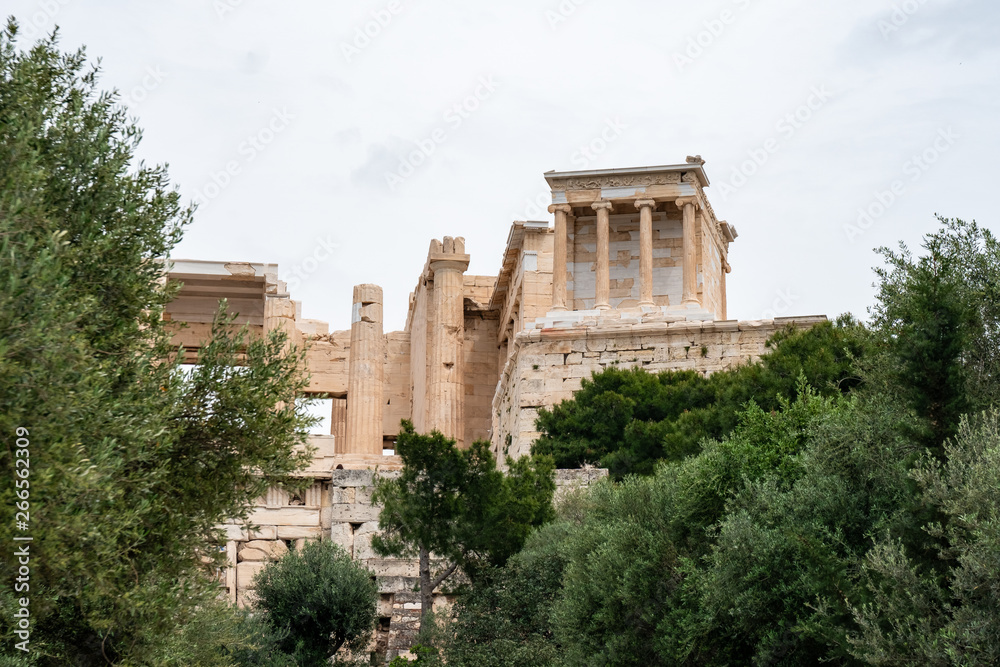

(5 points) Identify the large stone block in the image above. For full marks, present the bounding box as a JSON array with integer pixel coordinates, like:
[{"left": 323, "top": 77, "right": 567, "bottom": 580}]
[
  {"left": 248, "top": 507, "right": 319, "bottom": 527},
  {"left": 364, "top": 559, "right": 421, "bottom": 578},
  {"left": 331, "top": 469, "right": 374, "bottom": 487},
  {"left": 330, "top": 503, "right": 381, "bottom": 523},
  {"left": 244, "top": 540, "right": 288, "bottom": 560},
  {"left": 237, "top": 561, "right": 266, "bottom": 588},
  {"left": 217, "top": 524, "right": 247, "bottom": 541},
  {"left": 238, "top": 548, "right": 268, "bottom": 562},
  {"left": 353, "top": 523, "right": 380, "bottom": 560},
  {"left": 276, "top": 525, "right": 322, "bottom": 539},
  {"left": 251, "top": 526, "right": 278, "bottom": 540},
  {"left": 331, "top": 522, "right": 354, "bottom": 551},
  {"left": 376, "top": 576, "right": 418, "bottom": 594},
  {"left": 332, "top": 487, "right": 356, "bottom": 504}
]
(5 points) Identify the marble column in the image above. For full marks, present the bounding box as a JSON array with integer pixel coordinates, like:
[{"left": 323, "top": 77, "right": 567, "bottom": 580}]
[
  {"left": 634, "top": 199, "right": 656, "bottom": 307},
  {"left": 722, "top": 258, "right": 732, "bottom": 320},
  {"left": 331, "top": 398, "right": 347, "bottom": 454},
  {"left": 428, "top": 236, "right": 470, "bottom": 446},
  {"left": 345, "top": 284, "right": 384, "bottom": 456},
  {"left": 592, "top": 201, "right": 613, "bottom": 310},
  {"left": 675, "top": 197, "right": 701, "bottom": 306},
  {"left": 548, "top": 204, "right": 572, "bottom": 312}
]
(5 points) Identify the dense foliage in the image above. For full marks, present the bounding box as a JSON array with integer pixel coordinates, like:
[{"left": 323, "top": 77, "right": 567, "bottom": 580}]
[
  {"left": 372, "top": 422, "right": 555, "bottom": 626},
  {"left": 245, "top": 541, "right": 377, "bottom": 666},
  {"left": 0, "top": 23, "right": 314, "bottom": 665},
  {"left": 443, "top": 217, "right": 1000, "bottom": 666},
  {"left": 532, "top": 317, "right": 866, "bottom": 477}
]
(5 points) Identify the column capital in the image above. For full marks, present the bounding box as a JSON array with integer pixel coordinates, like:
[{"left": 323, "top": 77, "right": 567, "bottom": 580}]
[
  {"left": 428, "top": 236, "right": 470, "bottom": 274},
  {"left": 592, "top": 200, "right": 613, "bottom": 212},
  {"left": 428, "top": 257, "right": 470, "bottom": 274},
  {"left": 548, "top": 204, "right": 573, "bottom": 215},
  {"left": 674, "top": 196, "right": 701, "bottom": 211},
  {"left": 634, "top": 198, "right": 657, "bottom": 210}
]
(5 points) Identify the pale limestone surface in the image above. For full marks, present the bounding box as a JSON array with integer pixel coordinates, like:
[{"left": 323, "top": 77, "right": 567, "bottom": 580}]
[
  {"left": 346, "top": 284, "right": 384, "bottom": 456},
  {"left": 163, "top": 160, "right": 825, "bottom": 662}
]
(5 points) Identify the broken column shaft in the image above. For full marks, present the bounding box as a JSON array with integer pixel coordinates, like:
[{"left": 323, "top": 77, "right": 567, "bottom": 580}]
[
  {"left": 427, "top": 236, "right": 470, "bottom": 446},
  {"left": 345, "top": 284, "right": 384, "bottom": 456}
]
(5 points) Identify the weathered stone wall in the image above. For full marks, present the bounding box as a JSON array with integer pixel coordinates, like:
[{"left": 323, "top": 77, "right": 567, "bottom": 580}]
[
  {"left": 384, "top": 332, "right": 411, "bottom": 440},
  {"left": 408, "top": 279, "right": 431, "bottom": 434},
  {"left": 492, "top": 316, "right": 827, "bottom": 460},
  {"left": 219, "top": 477, "right": 330, "bottom": 607},
  {"left": 303, "top": 329, "right": 350, "bottom": 395},
  {"left": 464, "top": 310, "right": 499, "bottom": 444},
  {"left": 570, "top": 212, "right": 685, "bottom": 310},
  {"left": 698, "top": 219, "right": 724, "bottom": 319},
  {"left": 221, "top": 464, "right": 607, "bottom": 662}
]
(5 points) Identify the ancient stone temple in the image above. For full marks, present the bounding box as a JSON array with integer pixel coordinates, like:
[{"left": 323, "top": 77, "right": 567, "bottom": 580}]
[{"left": 163, "top": 159, "right": 824, "bottom": 659}]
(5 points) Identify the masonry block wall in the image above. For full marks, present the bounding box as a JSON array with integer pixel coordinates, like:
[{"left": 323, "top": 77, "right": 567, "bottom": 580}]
[
  {"left": 219, "top": 466, "right": 607, "bottom": 663},
  {"left": 492, "top": 316, "right": 827, "bottom": 460},
  {"left": 569, "top": 211, "right": 684, "bottom": 310},
  {"left": 166, "top": 160, "right": 829, "bottom": 660}
]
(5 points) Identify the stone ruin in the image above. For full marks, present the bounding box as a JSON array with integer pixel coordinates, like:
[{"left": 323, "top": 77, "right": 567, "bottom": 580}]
[{"left": 162, "top": 159, "right": 826, "bottom": 660}]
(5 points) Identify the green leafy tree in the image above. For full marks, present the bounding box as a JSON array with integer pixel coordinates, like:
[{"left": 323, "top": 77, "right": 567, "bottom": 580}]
[
  {"left": 868, "top": 216, "right": 999, "bottom": 452},
  {"left": 249, "top": 541, "right": 377, "bottom": 666},
  {"left": 0, "top": 22, "right": 314, "bottom": 664},
  {"left": 533, "top": 317, "right": 865, "bottom": 477},
  {"left": 372, "top": 422, "right": 555, "bottom": 628},
  {"left": 847, "top": 410, "right": 1000, "bottom": 666},
  {"left": 442, "top": 493, "right": 593, "bottom": 667},
  {"left": 676, "top": 393, "right": 917, "bottom": 666},
  {"left": 439, "top": 217, "right": 998, "bottom": 666},
  {"left": 548, "top": 388, "right": 836, "bottom": 666}
]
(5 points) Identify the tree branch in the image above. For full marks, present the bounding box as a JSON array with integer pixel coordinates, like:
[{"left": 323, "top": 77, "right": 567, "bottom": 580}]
[{"left": 430, "top": 562, "right": 458, "bottom": 591}]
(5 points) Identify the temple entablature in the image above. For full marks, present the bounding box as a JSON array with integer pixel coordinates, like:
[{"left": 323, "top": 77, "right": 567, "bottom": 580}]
[{"left": 538, "top": 160, "right": 738, "bottom": 327}]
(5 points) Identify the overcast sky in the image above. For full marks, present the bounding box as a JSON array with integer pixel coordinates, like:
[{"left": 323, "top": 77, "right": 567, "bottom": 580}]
[{"left": 8, "top": 0, "right": 999, "bottom": 331}]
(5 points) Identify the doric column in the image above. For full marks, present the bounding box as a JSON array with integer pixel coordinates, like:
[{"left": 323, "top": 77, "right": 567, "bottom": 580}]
[
  {"left": 634, "top": 199, "right": 656, "bottom": 307},
  {"left": 592, "top": 201, "right": 613, "bottom": 310},
  {"left": 675, "top": 197, "right": 701, "bottom": 306},
  {"left": 548, "top": 204, "right": 573, "bottom": 312},
  {"left": 331, "top": 398, "right": 347, "bottom": 454},
  {"left": 345, "top": 284, "right": 384, "bottom": 456},
  {"left": 428, "top": 236, "right": 470, "bottom": 446}
]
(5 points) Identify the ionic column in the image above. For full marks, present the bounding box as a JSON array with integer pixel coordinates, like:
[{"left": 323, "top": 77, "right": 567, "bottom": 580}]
[
  {"left": 634, "top": 199, "right": 656, "bottom": 307},
  {"left": 592, "top": 201, "right": 613, "bottom": 310},
  {"left": 345, "top": 284, "right": 384, "bottom": 456},
  {"left": 675, "top": 197, "right": 701, "bottom": 306},
  {"left": 722, "top": 258, "right": 732, "bottom": 320},
  {"left": 428, "top": 236, "right": 470, "bottom": 445},
  {"left": 548, "top": 204, "right": 573, "bottom": 312}
]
